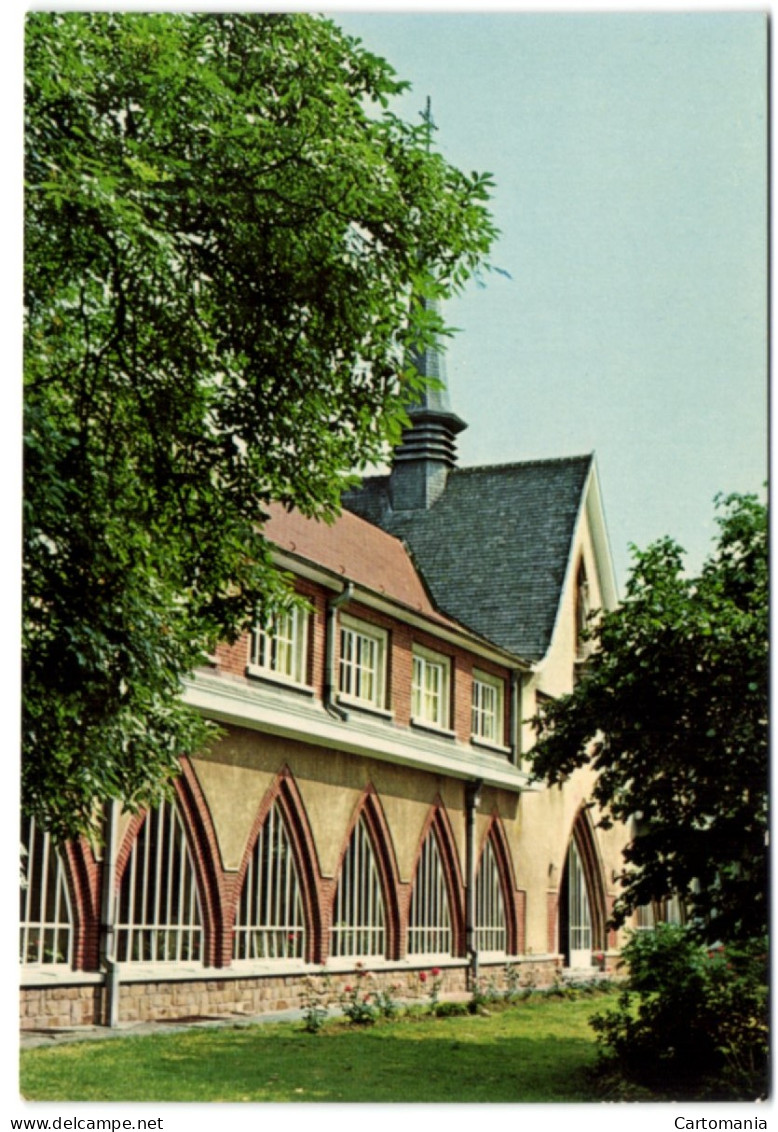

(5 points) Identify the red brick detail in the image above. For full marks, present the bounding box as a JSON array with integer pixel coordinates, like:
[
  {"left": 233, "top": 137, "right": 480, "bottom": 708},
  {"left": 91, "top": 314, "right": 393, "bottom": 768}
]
[
  {"left": 547, "top": 889, "right": 559, "bottom": 954},
  {"left": 322, "top": 784, "right": 401, "bottom": 963},
  {"left": 404, "top": 798, "right": 466, "bottom": 957},
  {"left": 64, "top": 836, "right": 101, "bottom": 971},
  {"left": 224, "top": 766, "right": 324, "bottom": 967},
  {"left": 567, "top": 807, "right": 608, "bottom": 952},
  {"left": 477, "top": 813, "right": 520, "bottom": 956},
  {"left": 114, "top": 762, "right": 224, "bottom": 969},
  {"left": 515, "top": 889, "right": 527, "bottom": 956}
]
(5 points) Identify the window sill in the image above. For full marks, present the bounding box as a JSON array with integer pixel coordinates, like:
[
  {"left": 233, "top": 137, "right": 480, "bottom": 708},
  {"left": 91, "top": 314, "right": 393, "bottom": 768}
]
[
  {"left": 245, "top": 666, "right": 314, "bottom": 696},
  {"left": 470, "top": 737, "right": 512, "bottom": 758},
  {"left": 410, "top": 718, "right": 456, "bottom": 740},
  {"left": 337, "top": 697, "right": 393, "bottom": 721}
]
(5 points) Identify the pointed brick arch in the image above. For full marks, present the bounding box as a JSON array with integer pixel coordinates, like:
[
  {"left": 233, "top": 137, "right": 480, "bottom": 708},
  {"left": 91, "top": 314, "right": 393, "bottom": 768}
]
[
  {"left": 326, "top": 784, "right": 401, "bottom": 962},
  {"left": 115, "top": 759, "right": 223, "bottom": 968},
  {"left": 228, "top": 766, "right": 322, "bottom": 965},
  {"left": 406, "top": 798, "right": 465, "bottom": 958},
  {"left": 476, "top": 813, "right": 519, "bottom": 956},
  {"left": 557, "top": 806, "right": 607, "bottom": 961}
]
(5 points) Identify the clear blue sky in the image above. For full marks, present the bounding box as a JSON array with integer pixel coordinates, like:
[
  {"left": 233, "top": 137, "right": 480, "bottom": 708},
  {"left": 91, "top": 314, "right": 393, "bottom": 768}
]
[{"left": 335, "top": 10, "right": 767, "bottom": 590}]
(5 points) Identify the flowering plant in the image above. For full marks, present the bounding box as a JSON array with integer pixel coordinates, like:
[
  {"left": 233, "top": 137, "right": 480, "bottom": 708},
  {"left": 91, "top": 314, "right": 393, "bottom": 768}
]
[{"left": 340, "top": 974, "right": 378, "bottom": 1025}]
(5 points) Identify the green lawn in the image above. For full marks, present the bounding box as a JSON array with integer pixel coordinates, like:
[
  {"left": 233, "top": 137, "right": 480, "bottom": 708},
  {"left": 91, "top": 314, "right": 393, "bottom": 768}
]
[{"left": 21, "top": 993, "right": 615, "bottom": 1103}]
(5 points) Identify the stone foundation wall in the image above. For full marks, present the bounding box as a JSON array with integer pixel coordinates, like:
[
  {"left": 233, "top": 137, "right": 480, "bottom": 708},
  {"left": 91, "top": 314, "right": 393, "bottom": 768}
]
[{"left": 20, "top": 955, "right": 576, "bottom": 1031}]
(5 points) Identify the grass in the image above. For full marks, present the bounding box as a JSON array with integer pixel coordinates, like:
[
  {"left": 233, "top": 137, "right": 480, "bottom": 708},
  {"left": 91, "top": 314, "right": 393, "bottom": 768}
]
[{"left": 21, "top": 991, "right": 615, "bottom": 1103}]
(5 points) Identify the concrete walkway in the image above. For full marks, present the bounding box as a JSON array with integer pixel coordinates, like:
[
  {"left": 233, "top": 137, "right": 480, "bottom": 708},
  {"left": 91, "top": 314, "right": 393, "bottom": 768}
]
[{"left": 20, "top": 1005, "right": 316, "bottom": 1050}]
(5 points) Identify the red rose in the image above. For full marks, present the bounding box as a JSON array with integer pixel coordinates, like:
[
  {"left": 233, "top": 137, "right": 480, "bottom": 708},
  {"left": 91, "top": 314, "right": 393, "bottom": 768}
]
[
  {"left": 418, "top": 971, "right": 428, "bottom": 983},
  {"left": 431, "top": 967, "right": 441, "bottom": 977}
]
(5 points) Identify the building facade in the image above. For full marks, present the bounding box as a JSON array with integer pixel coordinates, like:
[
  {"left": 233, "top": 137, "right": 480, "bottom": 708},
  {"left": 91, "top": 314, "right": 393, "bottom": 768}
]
[{"left": 21, "top": 331, "right": 631, "bottom": 1031}]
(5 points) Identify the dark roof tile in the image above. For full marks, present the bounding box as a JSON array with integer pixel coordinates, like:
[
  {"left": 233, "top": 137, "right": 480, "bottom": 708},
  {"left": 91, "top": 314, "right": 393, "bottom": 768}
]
[{"left": 343, "top": 455, "right": 592, "bottom": 661}]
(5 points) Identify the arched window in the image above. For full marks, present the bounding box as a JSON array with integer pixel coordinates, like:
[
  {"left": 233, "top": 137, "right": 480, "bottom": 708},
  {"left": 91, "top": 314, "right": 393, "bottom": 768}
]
[
  {"left": 20, "top": 815, "right": 73, "bottom": 967},
  {"left": 559, "top": 811, "right": 606, "bottom": 968},
  {"left": 566, "top": 839, "right": 592, "bottom": 962},
  {"left": 330, "top": 816, "right": 387, "bottom": 959},
  {"left": 475, "top": 838, "right": 507, "bottom": 954},
  {"left": 233, "top": 800, "right": 306, "bottom": 961},
  {"left": 408, "top": 827, "right": 452, "bottom": 957},
  {"left": 115, "top": 799, "right": 203, "bottom": 964}
]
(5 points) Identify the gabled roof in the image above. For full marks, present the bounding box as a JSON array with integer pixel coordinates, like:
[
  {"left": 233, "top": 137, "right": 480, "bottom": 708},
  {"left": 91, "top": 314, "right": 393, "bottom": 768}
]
[
  {"left": 342, "top": 455, "right": 597, "bottom": 662},
  {"left": 261, "top": 502, "right": 458, "bottom": 629}
]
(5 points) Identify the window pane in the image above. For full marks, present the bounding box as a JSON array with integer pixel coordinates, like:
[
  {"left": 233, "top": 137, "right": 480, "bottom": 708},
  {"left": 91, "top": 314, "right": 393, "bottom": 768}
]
[
  {"left": 330, "top": 818, "right": 386, "bottom": 958},
  {"left": 233, "top": 801, "right": 306, "bottom": 961},
  {"left": 408, "top": 829, "right": 452, "bottom": 956},
  {"left": 115, "top": 800, "right": 203, "bottom": 964},
  {"left": 20, "top": 816, "right": 73, "bottom": 967}
]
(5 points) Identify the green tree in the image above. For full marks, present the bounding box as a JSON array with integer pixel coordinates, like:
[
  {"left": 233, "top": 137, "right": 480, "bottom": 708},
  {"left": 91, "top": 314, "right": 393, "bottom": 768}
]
[
  {"left": 530, "top": 492, "right": 767, "bottom": 943},
  {"left": 24, "top": 12, "right": 497, "bottom": 839}
]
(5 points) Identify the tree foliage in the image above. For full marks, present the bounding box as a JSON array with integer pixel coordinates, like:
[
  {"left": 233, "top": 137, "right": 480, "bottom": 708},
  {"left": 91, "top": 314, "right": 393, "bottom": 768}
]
[
  {"left": 591, "top": 926, "right": 769, "bottom": 1100},
  {"left": 530, "top": 492, "right": 767, "bottom": 943},
  {"left": 24, "top": 12, "right": 497, "bottom": 839}
]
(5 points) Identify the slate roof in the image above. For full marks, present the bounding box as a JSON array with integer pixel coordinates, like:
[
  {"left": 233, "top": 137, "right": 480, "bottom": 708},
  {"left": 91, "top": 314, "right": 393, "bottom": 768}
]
[{"left": 342, "top": 455, "right": 594, "bottom": 662}]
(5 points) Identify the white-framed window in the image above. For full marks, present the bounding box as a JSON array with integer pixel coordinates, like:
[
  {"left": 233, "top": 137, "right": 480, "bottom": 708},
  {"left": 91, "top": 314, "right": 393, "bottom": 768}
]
[
  {"left": 330, "top": 817, "right": 387, "bottom": 959},
  {"left": 475, "top": 839, "right": 507, "bottom": 954},
  {"left": 635, "top": 902, "right": 656, "bottom": 931},
  {"left": 471, "top": 669, "right": 504, "bottom": 745},
  {"left": 249, "top": 605, "right": 308, "bottom": 686},
  {"left": 412, "top": 644, "right": 451, "bottom": 731},
  {"left": 20, "top": 816, "right": 74, "bottom": 967},
  {"left": 339, "top": 615, "right": 388, "bottom": 710},
  {"left": 233, "top": 801, "right": 306, "bottom": 962},
  {"left": 115, "top": 799, "right": 203, "bottom": 964},
  {"left": 407, "top": 828, "right": 453, "bottom": 957}
]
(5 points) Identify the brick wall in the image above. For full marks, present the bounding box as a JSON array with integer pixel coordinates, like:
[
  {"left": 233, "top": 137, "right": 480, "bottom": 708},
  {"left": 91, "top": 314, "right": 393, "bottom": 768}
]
[{"left": 20, "top": 956, "right": 564, "bottom": 1030}]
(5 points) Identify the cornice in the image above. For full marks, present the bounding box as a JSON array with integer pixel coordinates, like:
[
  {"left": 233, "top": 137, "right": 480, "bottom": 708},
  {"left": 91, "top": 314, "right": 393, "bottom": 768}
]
[{"left": 183, "top": 670, "right": 539, "bottom": 794}]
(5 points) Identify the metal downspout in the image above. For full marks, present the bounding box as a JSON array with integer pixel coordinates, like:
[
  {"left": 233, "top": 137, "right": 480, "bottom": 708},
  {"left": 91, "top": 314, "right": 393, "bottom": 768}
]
[
  {"left": 324, "top": 582, "right": 354, "bottom": 720},
  {"left": 99, "top": 799, "right": 120, "bottom": 1028},
  {"left": 510, "top": 670, "right": 523, "bottom": 767},
  {"left": 465, "top": 777, "right": 483, "bottom": 988}
]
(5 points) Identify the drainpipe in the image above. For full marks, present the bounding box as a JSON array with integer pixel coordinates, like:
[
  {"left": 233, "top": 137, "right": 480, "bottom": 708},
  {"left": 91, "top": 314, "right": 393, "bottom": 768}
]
[
  {"left": 324, "top": 581, "right": 354, "bottom": 720},
  {"left": 464, "top": 777, "right": 483, "bottom": 988},
  {"left": 99, "top": 799, "right": 120, "bottom": 1028},
  {"left": 510, "top": 670, "right": 523, "bottom": 767}
]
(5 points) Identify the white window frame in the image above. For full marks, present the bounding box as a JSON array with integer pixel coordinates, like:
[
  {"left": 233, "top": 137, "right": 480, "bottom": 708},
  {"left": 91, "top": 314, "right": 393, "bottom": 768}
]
[
  {"left": 407, "top": 828, "right": 453, "bottom": 958},
  {"left": 411, "top": 644, "right": 452, "bottom": 731},
  {"left": 475, "top": 839, "right": 508, "bottom": 955},
  {"left": 115, "top": 799, "right": 203, "bottom": 965},
  {"left": 471, "top": 669, "right": 505, "bottom": 746},
  {"left": 248, "top": 604, "right": 309, "bottom": 687},
  {"left": 233, "top": 801, "right": 306, "bottom": 963},
  {"left": 329, "top": 817, "right": 387, "bottom": 959},
  {"left": 338, "top": 614, "right": 388, "bottom": 711},
  {"left": 20, "top": 816, "right": 74, "bottom": 968}
]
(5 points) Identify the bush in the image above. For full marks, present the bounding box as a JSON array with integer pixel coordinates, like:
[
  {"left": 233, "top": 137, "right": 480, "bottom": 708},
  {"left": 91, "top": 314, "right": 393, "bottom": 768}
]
[{"left": 591, "top": 925, "right": 768, "bottom": 1100}]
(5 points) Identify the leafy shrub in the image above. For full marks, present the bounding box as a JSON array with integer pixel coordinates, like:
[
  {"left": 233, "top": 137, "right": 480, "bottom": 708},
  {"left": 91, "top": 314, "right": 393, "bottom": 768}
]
[
  {"left": 591, "top": 925, "right": 768, "bottom": 1099},
  {"left": 433, "top": 1001, "right": 468, "bottom": 1018}
]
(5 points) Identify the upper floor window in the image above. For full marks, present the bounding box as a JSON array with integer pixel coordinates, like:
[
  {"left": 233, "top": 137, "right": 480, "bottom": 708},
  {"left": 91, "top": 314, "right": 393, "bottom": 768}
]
[
  {"left": 249, "top": 605, "right": 308, "bottom": 686},
  {"left": 471, "top": 670, "right": 504, "bottom": 746},
  {"left": 412, "top": 645, "right": 451, "bottom": 731},
  {"left": 339, "top": 615, "right": 388, "bottom": 711}
]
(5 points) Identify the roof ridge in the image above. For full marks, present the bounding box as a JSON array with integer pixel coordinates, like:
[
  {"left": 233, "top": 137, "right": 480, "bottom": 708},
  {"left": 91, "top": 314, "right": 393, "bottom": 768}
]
[{"left": 452, "top": 453, "right": 593, "bottom": 476}]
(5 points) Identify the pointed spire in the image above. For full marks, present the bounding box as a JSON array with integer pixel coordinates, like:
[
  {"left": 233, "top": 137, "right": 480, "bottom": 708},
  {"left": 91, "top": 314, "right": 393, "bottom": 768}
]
[{"left": 390, "top": 294, "right": 467, "bottom": 511}]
